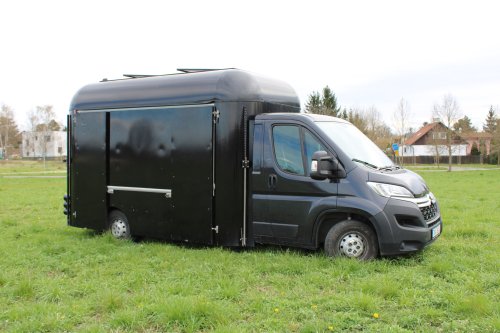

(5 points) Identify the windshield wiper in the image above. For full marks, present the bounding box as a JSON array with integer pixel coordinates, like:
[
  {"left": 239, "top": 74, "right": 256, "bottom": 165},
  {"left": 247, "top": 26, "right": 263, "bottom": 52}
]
[
  {"left": 379, "top": 165, "right": 401, "bottom": 171},
  {"left": 352, "top": 158, "right": 378, "bottom": 169}
]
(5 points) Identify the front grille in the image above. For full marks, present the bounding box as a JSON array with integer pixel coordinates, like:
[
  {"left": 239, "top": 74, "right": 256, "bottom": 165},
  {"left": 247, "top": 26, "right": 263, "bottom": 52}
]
[{"left": 420, "top": 202, "right": 438, "bottom": 222}]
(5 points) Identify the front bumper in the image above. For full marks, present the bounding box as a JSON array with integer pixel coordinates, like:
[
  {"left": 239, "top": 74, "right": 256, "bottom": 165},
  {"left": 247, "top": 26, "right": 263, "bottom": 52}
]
[{"left": 374, "top": 195, "right": 443, "bottom": 256}]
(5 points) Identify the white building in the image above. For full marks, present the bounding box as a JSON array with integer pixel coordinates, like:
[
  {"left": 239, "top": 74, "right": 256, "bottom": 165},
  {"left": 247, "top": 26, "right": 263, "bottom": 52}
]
[
  {"left": 22, "top": 131, "right": 67, "bottom": 159},
  {"left": 400, "top": 144, "right": 467, "bottom": 157}
]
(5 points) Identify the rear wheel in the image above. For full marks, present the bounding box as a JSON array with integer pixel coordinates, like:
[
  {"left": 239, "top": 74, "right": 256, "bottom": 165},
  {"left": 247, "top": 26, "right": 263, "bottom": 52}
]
[
  {"left": 324, "top": 220, "right": 378, "bottom": 260},
  {"left": 109, "top": 210, "right": 131, "bottom": 240}
]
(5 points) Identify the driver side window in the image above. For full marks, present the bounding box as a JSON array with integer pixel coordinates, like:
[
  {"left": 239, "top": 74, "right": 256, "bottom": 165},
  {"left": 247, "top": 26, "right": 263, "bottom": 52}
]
[
  {"left": 272, "top": 125, "right": 327, "bottom": 176},
  {"left": 304, "top": 130, "right": 326, "bottom": 174},
  {"left": 273, "top": 126, "right": 305, "bottom": 175}
]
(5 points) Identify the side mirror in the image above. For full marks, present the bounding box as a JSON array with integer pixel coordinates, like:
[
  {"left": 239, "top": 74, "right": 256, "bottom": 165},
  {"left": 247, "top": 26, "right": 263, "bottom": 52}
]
[{"left": 310, "top": 151, "right": 346, "bottom": 180}]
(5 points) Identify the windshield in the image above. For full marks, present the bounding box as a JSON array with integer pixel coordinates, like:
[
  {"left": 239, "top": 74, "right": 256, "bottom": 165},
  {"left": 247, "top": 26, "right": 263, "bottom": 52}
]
[{"left": 316, "top": 121, "right": 394, "bottom": 169}]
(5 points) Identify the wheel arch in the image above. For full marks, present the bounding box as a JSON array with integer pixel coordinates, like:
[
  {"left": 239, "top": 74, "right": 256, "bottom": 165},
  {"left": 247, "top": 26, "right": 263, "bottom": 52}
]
[
  {"left": 107, "top": 206, "right": 122, "bottom": 226},
  {"left": 108, "top": 208, "right": 132, "bottom": 239},
  {"left": 313, "top": 208, "right": 380, "bottom": 250}
]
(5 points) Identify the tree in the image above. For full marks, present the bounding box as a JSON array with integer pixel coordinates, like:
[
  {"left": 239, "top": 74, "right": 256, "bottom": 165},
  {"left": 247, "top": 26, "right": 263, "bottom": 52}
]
[
  {"left": 483, "top": 105, "right": 497, "bottom": 134},
  {"left": 321, "top": 86, "right": 341, "bottom": 116},
  {"left": 470, "top": 142, "right": 480, "bottom": 155},
  {"left": 393, "top": 98, "right": 411, "bottom": 164},
  {"left": 428, "top": 139, "right": 441, "bottom": 168},
  {"left": 347, "top": 107, "right": 368, "bottom": 134},
  {"left": 305, "top": 92, "right": 322, "bottom": 114},
  {"left": 0, "top": 104, "right": 20, "bottom": 159},
  {"left": 338, "top": 106, "right": 393, "bottom": 150},
  {"left": 365, "top": 106, "right": 381, "bottom": 138},
  {"left": 305, "top": 86, "right": 341, "bottom": 117},
  {"left": 453, "top": 115, "right": 476, "bottom": 133},
  {"left": 37, "top": 119, "right": 61, "bottom": 131},
  {"left": 340, "top": 108, "right": 348, "bottom": 120},
  {"left": 481, "top": 106, "right": 499, "bottom": 164},
  {"left": 494, "top": 119, "right": 500, "bottom": 165},
  {"left": 433, "top": 94, "right": 461, "bottom": 172},
  {"left": 29, "top": 105, "right": 56, "bottom": 167},
  {"left": 364, "top": 106, "right": 393, "bottom": 148}
]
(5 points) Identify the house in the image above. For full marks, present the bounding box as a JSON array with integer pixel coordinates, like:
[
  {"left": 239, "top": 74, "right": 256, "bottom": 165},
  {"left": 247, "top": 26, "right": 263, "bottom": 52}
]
[
  {"left": 22, "top": 131, "right": 67, "bottom": 159},
  {"left": 400, "top": 122, "right": 467, "bottom": 157}
]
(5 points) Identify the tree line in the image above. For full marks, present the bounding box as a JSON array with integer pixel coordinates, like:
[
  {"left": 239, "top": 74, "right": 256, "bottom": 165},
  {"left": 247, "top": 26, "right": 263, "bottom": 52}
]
[
  {"left": 2, "top": 93, "right": 499, "bottom": 165},
  {"left": 304, "top": 87, "right": 500, "bottom": 166},
  {"left": 0, "top": 104, "right": 63, "bottom": 160}
]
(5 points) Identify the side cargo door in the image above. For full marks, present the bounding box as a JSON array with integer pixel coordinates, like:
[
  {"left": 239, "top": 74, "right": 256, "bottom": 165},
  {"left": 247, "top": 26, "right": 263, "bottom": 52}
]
[{"left": 108, "top": 105, "right": 215, "bottom": 244}]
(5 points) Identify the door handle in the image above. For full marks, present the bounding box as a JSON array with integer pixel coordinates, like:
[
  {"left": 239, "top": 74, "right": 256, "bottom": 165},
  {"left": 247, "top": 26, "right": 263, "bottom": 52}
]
[{"left": 268, "top": 174, "right": 277, "bottom": 189}]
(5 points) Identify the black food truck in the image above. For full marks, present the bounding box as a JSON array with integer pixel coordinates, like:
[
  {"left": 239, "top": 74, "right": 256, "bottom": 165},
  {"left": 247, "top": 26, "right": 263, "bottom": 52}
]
[{"left": 64, "top": 69, "right": 442, "bottom": 259}]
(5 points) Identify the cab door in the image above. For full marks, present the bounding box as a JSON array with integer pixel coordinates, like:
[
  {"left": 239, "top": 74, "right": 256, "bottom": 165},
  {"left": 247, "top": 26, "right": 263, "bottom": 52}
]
[{"left": 251, "top": 121, "right": 337, "bottom": 245}]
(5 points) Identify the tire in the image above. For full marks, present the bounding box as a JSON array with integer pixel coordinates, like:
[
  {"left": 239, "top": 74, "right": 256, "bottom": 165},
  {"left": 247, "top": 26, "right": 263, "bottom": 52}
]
[
  {"left": 324, "top": 220, "right": 378, "bottom": 260},
  {"left": 109, "top": 210, "right": 131, "bottom": 240}
]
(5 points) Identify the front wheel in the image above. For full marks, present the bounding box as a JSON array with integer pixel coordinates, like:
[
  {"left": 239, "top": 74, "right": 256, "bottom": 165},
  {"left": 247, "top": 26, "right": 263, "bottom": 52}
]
[
  {"left": 324, "top": 220, "right": 378, "bottom": 260},
  {"left": 109, "top": 210, "right": 131, "bottom": 240}
]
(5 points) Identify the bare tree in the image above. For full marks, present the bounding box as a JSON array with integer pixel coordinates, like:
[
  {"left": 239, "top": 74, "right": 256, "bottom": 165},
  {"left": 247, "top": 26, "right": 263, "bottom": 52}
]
[
  {"left": 29, "top": 105, "right": 56, "bottom": 167},
  {"left": 0, "top": 104, "right": 20, "bottom": 159},
  {"left": 495, "top": 118, "right": 500, "bottom": 165},
  {"left": 26, "top": 108, "right": 39, "bottom": 132},
  {"left": 393, "top": 98, "right": 411, "bottom": 164},
  {"left": 428, "top": 135, "right": 442, "bottom": 168},
  {"left": 344, "top": 106, "right": 393, "bottom": 152},
  {"left": 365, "top": 106, "right": 381, "bottom": 138},
  {"left": 433, "top": 94, "right": 461, "bottom": 171},
  {"left": 364, "top": 106, "right": 393, "bottom": 149},
  {"left": 347, "top": 107, "right": 368, "bottom": 134}
]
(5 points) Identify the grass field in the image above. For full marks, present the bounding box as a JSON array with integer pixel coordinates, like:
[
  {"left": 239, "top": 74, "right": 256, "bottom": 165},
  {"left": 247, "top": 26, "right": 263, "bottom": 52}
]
[
  {"left": 0, "top": 160, "right": 66, "bottom": 174},
  {"left": 0, "top": 162, "right": 499, "bottom": 332},
  {"left": 406, "top": 163, "right": 500, "bottom": 171}
]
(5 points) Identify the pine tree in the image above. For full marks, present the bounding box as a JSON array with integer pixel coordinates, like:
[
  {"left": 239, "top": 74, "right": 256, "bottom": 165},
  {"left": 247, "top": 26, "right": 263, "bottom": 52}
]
[
  {"left": 321, "top": 86, "right": 341, "bottom": 116},
  {"left": 453, "top": 115, "right": 476, "bottom": 133},
  {"left": 340, "top": 107, "right": 348, "bottom": 120},
  {"left": 305, "top": 86, "right": 341, "bottom": 117},
  {"left": 305, "top": 92, "right": 321, "bottom": 114},
  {"left": 470, "top": 142, "right": 481, "bottom": 155},
  {"left": 483, "top": 105, "right": 497, "bottom": 133}
]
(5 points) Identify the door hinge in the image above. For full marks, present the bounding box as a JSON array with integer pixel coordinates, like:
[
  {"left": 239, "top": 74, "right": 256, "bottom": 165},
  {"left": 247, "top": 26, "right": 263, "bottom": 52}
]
[
  {"left": 212, "top": 225, "right": 219, "bottom": 234},
  {"left": 242, "top": 159, "right": 250, "bottom": 169},
  {"left": 240, "top": 228, "right": 247, "bottom": 247},
  {"left": 212, "top": 109, "right": 220, "bottom": 123}
]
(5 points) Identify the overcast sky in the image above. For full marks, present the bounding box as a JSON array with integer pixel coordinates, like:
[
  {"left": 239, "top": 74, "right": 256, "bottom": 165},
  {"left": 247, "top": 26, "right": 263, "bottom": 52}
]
[{"left": 1, "top": 0, "right": 499, "bottom": 131}]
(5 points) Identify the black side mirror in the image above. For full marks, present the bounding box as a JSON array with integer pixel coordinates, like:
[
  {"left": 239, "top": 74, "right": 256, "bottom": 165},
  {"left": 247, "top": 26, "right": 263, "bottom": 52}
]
[{"left": 310, "top": 151, "right": 346, "bottom": 180}]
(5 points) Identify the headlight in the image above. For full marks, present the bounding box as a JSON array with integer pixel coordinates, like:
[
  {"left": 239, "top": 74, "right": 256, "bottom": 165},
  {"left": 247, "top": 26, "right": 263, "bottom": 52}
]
[{"left": 367, "top": 182, "right": 413, "bottom": 198}]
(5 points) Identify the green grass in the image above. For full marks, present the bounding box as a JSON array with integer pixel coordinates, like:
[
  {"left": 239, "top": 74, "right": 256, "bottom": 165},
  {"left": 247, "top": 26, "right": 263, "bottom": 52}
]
[
  {"left": 405, "top": 163, "right": 500, "bottom": 171},
  {"left": 0, "top": 163, "right": 499, "bottom": 332},
  {"left": 0, "top": 160, "right": 66, "bottom": 175}
]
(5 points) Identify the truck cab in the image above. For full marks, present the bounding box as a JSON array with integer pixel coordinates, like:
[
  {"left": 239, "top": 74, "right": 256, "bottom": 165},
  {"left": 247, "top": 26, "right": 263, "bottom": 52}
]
[{"left": 250, "top": 113, "right": 442, "bottom": 258}]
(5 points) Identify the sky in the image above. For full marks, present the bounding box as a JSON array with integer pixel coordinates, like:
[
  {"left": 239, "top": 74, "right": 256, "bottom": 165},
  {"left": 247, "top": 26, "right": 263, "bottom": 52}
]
[{"left": 1, "top": 0, "right": 499, "bottom": 132}]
